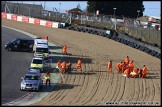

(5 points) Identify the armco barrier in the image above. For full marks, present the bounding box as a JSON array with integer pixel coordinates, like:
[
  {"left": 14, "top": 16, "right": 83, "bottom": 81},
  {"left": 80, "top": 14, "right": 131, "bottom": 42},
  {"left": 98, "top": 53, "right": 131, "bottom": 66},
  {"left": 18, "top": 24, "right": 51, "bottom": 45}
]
[{"left": 2, "top": 12, "right": 59, "bottom": 28}]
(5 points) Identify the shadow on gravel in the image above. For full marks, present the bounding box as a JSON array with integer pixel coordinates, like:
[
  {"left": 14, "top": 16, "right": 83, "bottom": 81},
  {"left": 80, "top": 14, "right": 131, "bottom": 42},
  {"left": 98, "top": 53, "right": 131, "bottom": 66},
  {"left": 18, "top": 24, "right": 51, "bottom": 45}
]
[
  {"left": 49, "top": 55, "right": 92, "bottom": 64},
  {"left": 68, "top": 71, "right": 96, "bottom": 75},
  {"left": 144, "top": 75, "right": 159, "bottom": 79},
  {"left": 53, "top": 83, "right": 80, "bottom": 91},
  {"left": 147, "top": 72, "right": 159, "bottom": 75},
  {"left": 50, "top": 51, "right": 63, "bottom": 55},
  {"left": 49, "top": 46, "right": 62, "bottom": 50}
]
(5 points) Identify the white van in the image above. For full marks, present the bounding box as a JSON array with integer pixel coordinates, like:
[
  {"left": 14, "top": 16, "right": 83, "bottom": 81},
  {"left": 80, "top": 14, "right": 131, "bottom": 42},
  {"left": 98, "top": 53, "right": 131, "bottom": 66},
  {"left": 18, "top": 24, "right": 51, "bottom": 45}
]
[
  {"left": 34, "top": 44, "right": 49, "bottom": 58},
  {"left": 33, "top": 38, "right": 48, "bottom": 52}
]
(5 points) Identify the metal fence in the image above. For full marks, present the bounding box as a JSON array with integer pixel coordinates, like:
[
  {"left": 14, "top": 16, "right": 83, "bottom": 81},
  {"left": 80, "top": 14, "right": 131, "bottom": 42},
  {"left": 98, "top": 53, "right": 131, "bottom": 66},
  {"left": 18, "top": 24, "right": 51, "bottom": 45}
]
[{"left": 2, "top": 1, "right": 161, "bottom": 47}]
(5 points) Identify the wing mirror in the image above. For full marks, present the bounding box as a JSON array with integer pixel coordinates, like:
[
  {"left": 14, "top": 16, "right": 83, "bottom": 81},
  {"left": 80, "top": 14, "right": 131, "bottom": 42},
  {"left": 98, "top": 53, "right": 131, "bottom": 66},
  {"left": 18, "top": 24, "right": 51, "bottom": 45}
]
[{"left": 21, "top": 77, "right": 24, "bottom": 79}]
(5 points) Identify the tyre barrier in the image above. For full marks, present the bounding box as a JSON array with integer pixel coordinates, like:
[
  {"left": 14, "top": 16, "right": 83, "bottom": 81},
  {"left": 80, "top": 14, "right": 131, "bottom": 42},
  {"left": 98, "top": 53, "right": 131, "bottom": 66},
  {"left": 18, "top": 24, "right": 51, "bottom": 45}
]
[{"left": 66, "top": 25, "right": 160, "bottom": 59}]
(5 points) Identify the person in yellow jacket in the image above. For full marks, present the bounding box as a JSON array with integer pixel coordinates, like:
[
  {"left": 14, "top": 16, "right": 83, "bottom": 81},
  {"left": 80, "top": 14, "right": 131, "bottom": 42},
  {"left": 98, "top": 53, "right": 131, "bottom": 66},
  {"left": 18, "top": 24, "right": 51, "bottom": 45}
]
[{"left": 45, "top": 71, "right": 51, "bottom": 86}]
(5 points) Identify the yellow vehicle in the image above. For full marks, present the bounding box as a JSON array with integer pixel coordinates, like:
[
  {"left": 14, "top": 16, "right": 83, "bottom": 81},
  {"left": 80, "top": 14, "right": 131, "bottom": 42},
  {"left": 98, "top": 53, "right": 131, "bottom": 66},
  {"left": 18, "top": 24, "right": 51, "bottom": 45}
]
[{"left": 30, "top": 57, "right": 52, "bottom": 72}]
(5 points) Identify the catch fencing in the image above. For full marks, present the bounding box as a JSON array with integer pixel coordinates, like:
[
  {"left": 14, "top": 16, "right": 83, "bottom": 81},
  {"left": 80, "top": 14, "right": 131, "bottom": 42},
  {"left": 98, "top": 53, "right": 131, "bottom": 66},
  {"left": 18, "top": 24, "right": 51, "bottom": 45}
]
[{"left": 1, "top": 1, "right": 161, "bottom": 47}]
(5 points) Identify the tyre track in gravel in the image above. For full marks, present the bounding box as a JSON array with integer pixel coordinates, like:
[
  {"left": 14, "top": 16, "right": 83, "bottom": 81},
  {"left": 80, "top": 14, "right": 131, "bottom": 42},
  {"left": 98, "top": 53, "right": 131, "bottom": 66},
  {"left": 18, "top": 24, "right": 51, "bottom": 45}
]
[
  {"left": 52, "top": 74, "right": 74, "bottom": 105},
  {"left": 2, "top": 19, "right": 160, "bottom": 106},
  {"left": 52, "top": 44, "right": 90, "bottom": 105},
  {"left": 55, "top": 74, "right": 77, "bottom": 105},
  {"left": 135, "top": 52, "right": 160, "bottom": 104},
  {"left": 77, "top": 37, "right": 117, "bottom": 105}
]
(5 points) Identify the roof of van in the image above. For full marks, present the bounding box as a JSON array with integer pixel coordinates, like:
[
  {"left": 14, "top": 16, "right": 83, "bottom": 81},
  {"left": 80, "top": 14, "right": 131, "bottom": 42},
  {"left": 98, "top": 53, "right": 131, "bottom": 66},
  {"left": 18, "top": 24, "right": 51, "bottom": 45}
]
[
  {"left": 36, "top": 44, "right": 48, "bottom": 48},
  {"left": 33, "top": 57, "right": 43, "bottom": 60},
  {"left": 35, "top": 39, "right": 48, "bottom": 44},
  {"left": 16, "top": 38, "right": 34, "bottom": 40}
]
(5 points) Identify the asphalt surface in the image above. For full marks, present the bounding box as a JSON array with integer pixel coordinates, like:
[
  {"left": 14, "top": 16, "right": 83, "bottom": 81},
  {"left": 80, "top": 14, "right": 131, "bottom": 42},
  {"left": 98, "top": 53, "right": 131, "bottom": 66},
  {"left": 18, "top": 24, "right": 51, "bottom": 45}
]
[{"left": 1, "top": 27, "right": 34, "bottom": 104}]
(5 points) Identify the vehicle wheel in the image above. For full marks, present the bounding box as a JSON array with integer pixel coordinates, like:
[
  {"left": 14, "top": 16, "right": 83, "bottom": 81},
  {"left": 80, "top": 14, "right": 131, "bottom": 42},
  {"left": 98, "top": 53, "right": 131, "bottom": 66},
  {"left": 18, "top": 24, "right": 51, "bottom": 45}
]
[{"left": 8, "top": 47, "right": 12, "bottom": 51}]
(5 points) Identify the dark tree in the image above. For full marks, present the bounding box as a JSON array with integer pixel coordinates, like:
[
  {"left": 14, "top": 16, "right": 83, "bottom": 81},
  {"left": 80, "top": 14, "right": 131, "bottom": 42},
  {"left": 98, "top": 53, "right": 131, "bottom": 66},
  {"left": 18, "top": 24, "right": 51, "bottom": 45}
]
[{"left": 87, "top": 1, "right": 145, "bottom": 18}]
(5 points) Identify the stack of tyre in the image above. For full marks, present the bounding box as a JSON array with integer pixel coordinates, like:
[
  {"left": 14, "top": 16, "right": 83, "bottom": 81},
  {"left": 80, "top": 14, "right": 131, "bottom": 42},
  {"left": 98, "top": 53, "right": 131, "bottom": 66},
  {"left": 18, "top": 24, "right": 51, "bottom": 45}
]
[{"left": 66, "top": 25, "right": 161, "bottom": 59}]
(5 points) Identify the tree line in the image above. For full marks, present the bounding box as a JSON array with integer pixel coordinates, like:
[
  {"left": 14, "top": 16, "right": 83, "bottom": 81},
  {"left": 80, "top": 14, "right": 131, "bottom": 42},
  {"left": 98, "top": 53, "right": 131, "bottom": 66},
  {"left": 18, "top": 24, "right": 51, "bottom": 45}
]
[{"left": 87, "top": 1, "right": 145, "bottom": 18}]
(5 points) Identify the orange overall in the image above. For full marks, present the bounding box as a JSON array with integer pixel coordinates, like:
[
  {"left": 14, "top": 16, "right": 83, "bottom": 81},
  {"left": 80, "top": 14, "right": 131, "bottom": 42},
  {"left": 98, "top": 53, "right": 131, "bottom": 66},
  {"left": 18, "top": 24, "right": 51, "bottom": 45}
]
[
  {"left": 121, "top": 62, "right": 127, "bottom": 73},
  {"left": 124, "top": 67, "right": 130, "bottom": 78},
  {"left": 62, "top": 45, "right": 67, "bottom": 55},
  {"left": 57, "top": 60, "right": 61, "bottom": 67},
  {"left": 108, "top": 61, "right": 112, "bottom": 72},
  {"left": 44, "top": 36, "right": 48, "bottom": 40},
  {"left": 76, "top": 59, "right": 82, "bottom": 71},
  {"left": 128, "top": 62, "right": 134, "bottom": 72},
  {"left": 61, "top": 61, "right": 66, "bottom": 73},
  {"left": 125, "top": 57, "right": 130, "bottom": 65},
  {"left": 116, "top": 62, "right": 122, "bottom": 73},
  {"left": 142, "top": 66, "right": 147, "bottom": 78}
]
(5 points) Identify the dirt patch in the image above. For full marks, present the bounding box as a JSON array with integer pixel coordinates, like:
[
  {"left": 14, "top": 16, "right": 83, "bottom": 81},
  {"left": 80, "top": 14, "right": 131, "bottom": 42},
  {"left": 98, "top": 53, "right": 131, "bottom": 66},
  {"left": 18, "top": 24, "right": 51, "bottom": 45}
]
[{"left": 2, "top": 19, "right": 161, "bottom": 106}]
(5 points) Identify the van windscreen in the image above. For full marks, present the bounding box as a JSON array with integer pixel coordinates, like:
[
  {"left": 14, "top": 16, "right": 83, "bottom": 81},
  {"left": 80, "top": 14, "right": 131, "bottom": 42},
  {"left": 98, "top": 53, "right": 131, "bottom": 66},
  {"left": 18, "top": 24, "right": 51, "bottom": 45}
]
[{"left": 36, "top": 48, "right": 48, "bottom": 53}]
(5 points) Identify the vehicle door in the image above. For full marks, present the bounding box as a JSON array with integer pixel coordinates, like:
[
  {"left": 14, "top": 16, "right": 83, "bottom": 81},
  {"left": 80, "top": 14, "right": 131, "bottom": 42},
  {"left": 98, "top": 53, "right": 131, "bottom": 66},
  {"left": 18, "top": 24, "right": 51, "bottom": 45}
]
[
  {"left": 11, "top": 39, "right": 20, "bottom": 50},
  {"left": 21, "top": 40, "right": 29, "bottom": 51},
  {"left": 44, "top": 58, "right": 52, "bottom": 68}
]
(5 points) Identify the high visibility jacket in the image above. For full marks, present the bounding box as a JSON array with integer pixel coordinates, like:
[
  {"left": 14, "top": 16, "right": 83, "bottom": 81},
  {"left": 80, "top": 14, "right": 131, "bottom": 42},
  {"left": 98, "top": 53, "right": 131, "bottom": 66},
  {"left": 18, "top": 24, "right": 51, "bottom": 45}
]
[
  {"left": 77, "top": 60, "right": 82, "bottom": 66},
  {"left": 45, "top": 73, "right": 50, "bottom": 79},
  {"left": 116, "top": 62, "right": 122, "bottom": 68},
  {"left": 108, "top": 62, "right": 112, "bottom": 68},
  {"left": 61, "top": 62, "right": 66, "bottom": 69},
  {"left": 125, "top": 58, "right": 130, "bottom": 65},
  {"left": 124, "top": 67, "right": 130, "bottom": 75},
  {"left": 142, "top": 67, "right": 147, "bottom": 74},
  {"left": 57, "top": 61, "right": 61, "bottom": 66}
]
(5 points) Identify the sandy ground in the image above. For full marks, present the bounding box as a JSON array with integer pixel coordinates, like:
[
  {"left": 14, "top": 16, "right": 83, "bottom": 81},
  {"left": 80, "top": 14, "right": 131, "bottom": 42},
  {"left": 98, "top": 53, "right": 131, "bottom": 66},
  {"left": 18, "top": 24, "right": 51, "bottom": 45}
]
[{"left": 2, "top": 19, "right": 161, "bottom": 106}]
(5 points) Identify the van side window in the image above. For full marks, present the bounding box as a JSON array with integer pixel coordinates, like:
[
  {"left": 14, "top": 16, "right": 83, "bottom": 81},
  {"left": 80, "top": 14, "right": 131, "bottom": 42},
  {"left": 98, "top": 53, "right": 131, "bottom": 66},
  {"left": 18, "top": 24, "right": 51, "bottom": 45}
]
[{"left": 13, "top": 40, "right": 20, "bottom": 45}]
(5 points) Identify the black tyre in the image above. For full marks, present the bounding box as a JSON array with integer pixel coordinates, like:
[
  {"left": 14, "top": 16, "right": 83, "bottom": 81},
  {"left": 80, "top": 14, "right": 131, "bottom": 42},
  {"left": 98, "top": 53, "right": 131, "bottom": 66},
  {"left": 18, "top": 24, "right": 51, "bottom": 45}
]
[{"left": 8, "top": 47, "right": 12, "bottom": 51}]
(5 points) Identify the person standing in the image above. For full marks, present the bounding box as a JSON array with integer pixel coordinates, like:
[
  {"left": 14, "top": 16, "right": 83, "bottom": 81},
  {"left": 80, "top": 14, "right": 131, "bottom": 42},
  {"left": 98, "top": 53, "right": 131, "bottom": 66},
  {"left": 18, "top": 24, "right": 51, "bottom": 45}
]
[
  {"left": 57, "top": 60, "right": 61, "bottom": 68},
  {"left": 121, "top": 62, "right": 127, "bottom": 73},
  {"left": 62, "top": 44, "right": 67, "bottom": 55},
  {"left": 116, "top": 61, "right": 123, "bottom": 73},
  {"left": 142, "top": 65, "right": 147, "bottom": 78},
  {"left": 108, "top": 60, "right": 112, "bottom": 72},
  {"left": 128, "top": 61, "right": 134, "bottom": 72},
  {"left": 124, "top": 67, "right": 130, "bottom": 78},
  {"left": 67, "top": 60, "right": 72, "bottom": 73},
  {"left": 61, "top": 61, "right": 66, "bottom": 74},
  {"left": 76, "top": 58, "right": 82, "bottom": 71},
  {"left": 125, "top": 56, "right": 130, "bottom": 65},
  {"left": 138, "top": 69, "right": 143, "bottom": 78},
  {"left": 45, "top": 71, "right": 51, "bottom": 86}
]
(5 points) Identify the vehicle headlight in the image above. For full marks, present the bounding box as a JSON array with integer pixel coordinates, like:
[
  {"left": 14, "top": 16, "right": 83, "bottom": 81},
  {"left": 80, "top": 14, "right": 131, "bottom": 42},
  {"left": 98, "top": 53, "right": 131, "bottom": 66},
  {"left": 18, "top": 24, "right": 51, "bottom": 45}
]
[
  {"left": 5, "top": 45, "right": 7, "bottom": 48},
  {"left": 21, "top": 81, "right": 26, "bottom": 85}
]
